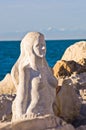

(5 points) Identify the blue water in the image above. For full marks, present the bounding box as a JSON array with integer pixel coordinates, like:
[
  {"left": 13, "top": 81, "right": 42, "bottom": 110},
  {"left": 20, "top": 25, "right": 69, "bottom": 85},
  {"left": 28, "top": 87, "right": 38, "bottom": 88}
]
[{"left": 0, "top": 39, "right": 85, "bottom": 80}]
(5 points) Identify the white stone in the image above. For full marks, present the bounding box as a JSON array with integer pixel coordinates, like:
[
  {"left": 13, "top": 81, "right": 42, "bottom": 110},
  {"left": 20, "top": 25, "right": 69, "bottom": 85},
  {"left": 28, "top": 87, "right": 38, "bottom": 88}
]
[
  {"left": 0, "top": 115, "right": 75, "bottom": 130},
  {"left": 53, "top": 78, "right": 81, "bottom": 121},
  {"left": 62, "top": 41, "right": 86, "bottom": 62},
  {"left": 0, "top": 74, "right": 15, "bottom": 94},
  {"left": 11, "top": 32, "right": 58, "bottom": 121}
]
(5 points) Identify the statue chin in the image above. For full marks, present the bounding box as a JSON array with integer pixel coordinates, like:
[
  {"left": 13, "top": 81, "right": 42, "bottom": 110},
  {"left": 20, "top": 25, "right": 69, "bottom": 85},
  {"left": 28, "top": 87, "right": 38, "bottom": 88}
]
[
  {"left": 33, "top": 48, "right": 46, "bottom": 58},
  {"left": 40, "top": 54, "right": 45, "bottom": 58},
  {"left": 36, "top": 53, "right": 45, "bottom": 58}
]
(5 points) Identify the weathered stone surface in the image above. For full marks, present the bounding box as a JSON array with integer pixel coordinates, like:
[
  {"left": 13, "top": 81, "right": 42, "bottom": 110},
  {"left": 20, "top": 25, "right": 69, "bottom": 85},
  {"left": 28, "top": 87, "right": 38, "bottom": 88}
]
[
  {"left": 53, "top": 61, "right": 86, "bottom": 125},
  {"left": 53, "top": 60, "right": 82, "bottom": 78},
  {"left": 0, "top": 94, "right": 15, "bottom": 122},
  {"left": 53, "top": 78, "right": 81, "bottom": 122},
  {"left": 70, "top": 72, "right": 86, "bottom": 100},
  {"left": 78, "top": 58, "right": 86, "bottom": 66},
  {"left": 72, "top": 112, "right": 86, "bottom": 128},
  {"left": 0, "top": 115, "right": 75, "bottom": 130},
  {"left": 12, "top": 32, "right": 58, "bottom": 121},
  {"left": 53, "top": 59, "right": 86, "bottom": 78},
  {"left": 76, "top": 125, "right": 86, "bottom": 130},
  {"left": 0, "top": 74, "right": 16, "bottom": 94},
  {"left": 61, "top": 41, "right": 86, "bottom": 62}
]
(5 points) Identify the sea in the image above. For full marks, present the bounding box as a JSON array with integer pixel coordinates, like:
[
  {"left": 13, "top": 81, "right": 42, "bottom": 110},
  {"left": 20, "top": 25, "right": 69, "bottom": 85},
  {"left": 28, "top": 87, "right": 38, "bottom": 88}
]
[{"left": 0, "top": 39, "right": 86, "bottom": 81}]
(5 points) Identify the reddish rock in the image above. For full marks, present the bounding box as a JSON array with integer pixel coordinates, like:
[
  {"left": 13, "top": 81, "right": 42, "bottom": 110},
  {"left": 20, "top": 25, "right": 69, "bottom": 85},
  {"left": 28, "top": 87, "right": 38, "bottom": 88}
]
[{"left": 53, "top": 60, "right": 82, "bottom": 78}]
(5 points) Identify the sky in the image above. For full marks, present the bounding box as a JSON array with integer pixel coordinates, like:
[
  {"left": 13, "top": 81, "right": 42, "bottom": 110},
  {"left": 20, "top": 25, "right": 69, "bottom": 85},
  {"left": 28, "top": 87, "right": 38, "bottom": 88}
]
[{"left": 0, "top": 0, "right": 86, "bottom": 40}]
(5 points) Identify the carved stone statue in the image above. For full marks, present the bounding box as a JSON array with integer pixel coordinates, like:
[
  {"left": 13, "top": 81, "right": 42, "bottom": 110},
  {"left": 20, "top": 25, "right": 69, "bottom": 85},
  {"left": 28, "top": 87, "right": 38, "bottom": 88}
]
[{"left": 11, "top": 32, "right": 58, "bottom": 121}]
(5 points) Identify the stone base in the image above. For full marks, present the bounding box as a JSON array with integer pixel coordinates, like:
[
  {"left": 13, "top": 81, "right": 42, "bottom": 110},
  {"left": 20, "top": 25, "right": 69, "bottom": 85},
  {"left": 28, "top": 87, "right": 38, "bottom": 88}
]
[{"left": 0, "top": 115, "right": 75, "bottom": 130}]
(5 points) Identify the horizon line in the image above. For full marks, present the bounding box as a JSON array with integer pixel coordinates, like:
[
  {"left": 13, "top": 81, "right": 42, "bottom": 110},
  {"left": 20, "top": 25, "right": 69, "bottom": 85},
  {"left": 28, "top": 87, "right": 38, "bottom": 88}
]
[{"left": 0, "top": 38, "right": 86, "bottom": 42}]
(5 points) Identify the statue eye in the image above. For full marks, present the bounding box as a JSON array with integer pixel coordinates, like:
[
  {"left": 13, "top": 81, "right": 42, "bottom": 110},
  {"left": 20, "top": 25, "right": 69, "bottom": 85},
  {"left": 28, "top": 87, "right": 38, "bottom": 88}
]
[{"left": 35, "top": 43, "right": 39, "bottom": 47}]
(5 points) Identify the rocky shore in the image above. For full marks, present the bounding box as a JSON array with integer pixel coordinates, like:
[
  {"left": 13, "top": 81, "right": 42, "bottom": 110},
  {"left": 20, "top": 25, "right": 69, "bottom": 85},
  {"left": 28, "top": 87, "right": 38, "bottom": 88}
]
[{"left": 0, "top": 33, "right": 86, "bottom": 130}]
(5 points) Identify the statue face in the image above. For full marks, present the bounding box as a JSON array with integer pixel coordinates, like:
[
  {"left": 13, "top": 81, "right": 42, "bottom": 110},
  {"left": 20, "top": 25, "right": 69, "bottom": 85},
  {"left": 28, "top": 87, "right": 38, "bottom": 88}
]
[{"left": 33, "top": 36, "right": 46, "bottom": 58}]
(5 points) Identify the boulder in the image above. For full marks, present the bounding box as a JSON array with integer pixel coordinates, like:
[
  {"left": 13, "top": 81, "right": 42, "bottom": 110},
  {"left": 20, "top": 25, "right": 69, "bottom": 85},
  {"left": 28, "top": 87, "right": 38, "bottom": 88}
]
[
  {"left": 0, "top": 94, "right": 15, "bottom": 122},
  {"left": 53, "top": 59, "right": 86, "bottom": 78},
  {"left": 53, "top": 60, "right": 82, "bottom": 78},
  {"left": 0, "top": 115, "right": 75, "bottom": 130},
  {"left": 78, "top": 58, "right": 86, "bottom": 66},
  {"left": 76, "top": 125, "right": 86, "bottom": 130},
  {"left": 0, "top": 74, "right": 16, "bottom": 95},
  {"left": 53, "top": 78, "right": 81, "bottom": 122},
  {"left": 70, "top": 72, "right": 86, "bottom": 100},
  {"left": 53, "top": 62, "right": 86, "bottom": 125},
  {"left": 62, "top": 41, "right": 86, "bottom": 62}
]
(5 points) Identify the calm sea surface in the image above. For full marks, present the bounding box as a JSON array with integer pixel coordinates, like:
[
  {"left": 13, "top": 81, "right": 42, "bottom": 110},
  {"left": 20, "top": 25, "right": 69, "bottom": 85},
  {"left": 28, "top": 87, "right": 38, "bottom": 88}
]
[{"left": 0, "top": 39, "right": 85, "bottom": 80}]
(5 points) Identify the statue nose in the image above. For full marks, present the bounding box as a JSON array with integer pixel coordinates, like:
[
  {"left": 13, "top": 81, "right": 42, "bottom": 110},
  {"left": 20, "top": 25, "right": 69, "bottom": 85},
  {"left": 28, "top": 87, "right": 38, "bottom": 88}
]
[{"left": 42, "top": 46, "right": 45, "bottom": 50}]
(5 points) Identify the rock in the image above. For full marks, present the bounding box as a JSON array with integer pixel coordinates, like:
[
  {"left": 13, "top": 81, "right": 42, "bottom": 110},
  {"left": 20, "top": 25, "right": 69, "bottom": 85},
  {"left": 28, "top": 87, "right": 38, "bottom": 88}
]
[
  {"left": 80, "top": 102, "right": 86, "bottom": 116},
  {"left": 70, "top": 72, "right": 86, "bottom": 100},
  {"left": 78, "top": 58, "right": 86, "bottom": 66},
  {"left": 76, "top": 125, "right": 86, "bottom": 130},
  {"left": 0, "top": 94, "right": 15, "bottom": 122},
  {"left": 11, "top": 32, "right": 58, "bottom": 121},
  {"left": 61, "top": 41, "right": 86, "bottom": 62},
  {"left": 53, "top": 58, "right": 86, "bottom": 124},
  {"left": 53, "top": 60, "right": 82, "bottom": 78},
  {"left": 72, "top": 112, "right": 86, "bottom": 128},
  {"left": 53, "top": 60, "right": 73, "bottom": 77},
  {"left": 53, "top": 78, "right": 81, "bottom": 122},
  {"left": 52, "top": 59, "right": 86, "bottom": 101},
  {"left": 53, "top": 59, "right": 86, "bottom": 78},
  {"left": 0, "top": 74, "right": 16, "bottom": 94},
  {"left": 0, "top": 115, "right": 75, "bottom": 130}
]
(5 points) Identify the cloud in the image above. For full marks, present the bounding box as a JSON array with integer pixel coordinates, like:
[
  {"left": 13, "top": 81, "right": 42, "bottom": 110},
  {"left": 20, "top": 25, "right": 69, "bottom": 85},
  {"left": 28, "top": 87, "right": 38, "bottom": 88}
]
[
  {"left": 47, "top": 27, "right": 53, "bottom": 31},
  {"left": 59, "top": 28, "right": 66, "bottom": 31}
]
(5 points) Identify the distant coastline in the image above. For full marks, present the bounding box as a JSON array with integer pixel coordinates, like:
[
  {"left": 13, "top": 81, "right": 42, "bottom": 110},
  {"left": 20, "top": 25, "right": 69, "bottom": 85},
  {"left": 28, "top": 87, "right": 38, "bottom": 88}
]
[{"left": 0, "top": 38, "right": 86, "bottom": 42}]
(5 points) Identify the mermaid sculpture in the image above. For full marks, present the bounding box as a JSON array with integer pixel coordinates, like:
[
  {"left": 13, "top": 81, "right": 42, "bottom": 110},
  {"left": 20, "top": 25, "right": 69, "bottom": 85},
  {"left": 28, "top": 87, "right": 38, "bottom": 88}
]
[{"left": 11, "top": 32, "right": 57, "bottom": 120}]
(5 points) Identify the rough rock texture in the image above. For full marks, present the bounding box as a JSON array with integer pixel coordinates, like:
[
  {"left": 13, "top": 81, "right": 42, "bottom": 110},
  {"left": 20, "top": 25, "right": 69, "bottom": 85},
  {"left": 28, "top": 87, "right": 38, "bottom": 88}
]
[
  {"left": 53, "top": 41, "right": 86, "bottom": 128},
  {"left": 53, "top": 60, "right": 82, "bottom": 77},
  {"left": 12, "top": 32, "right": 58, "bottom": 121},
  {"left": 78, "top": 58, "right": 86, "bottom": 66},
  {"left": 61, "top": 41, "right": 86, "bottom": 62},
  {"left": 0, "top": 115, "right": 75, "bottom": 130},
  {"left": 53, "top": 78, "right": 81, "bottom": 122},
  {"left": 0, "top": 74, "right": 16, "bottom": 94},
  {"left": 53, "top": 60, "right": 86, "bottom": 127},
  {"left": 0, "top": 94, "right": 15, "bottom": 122},
  {"left": 76, "top": 125, "right": 86, "bottom": 130},
  {"left": 69, "top": 72, "right": 86, "bottom": 100},
  {"left": 53, "top": 60, "right": 86, "bottom": 78}
]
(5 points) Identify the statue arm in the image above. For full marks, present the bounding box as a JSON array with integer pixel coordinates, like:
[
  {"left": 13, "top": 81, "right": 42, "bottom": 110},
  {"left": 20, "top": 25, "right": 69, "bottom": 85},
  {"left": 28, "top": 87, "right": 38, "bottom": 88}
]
[
  {"left": 44, "top": 59, "right": 58, "bottom": 88},
  {"left": 11, "top": 62, "right": 19, "bottom": 89},
  {"left": 48, "top": 73, "right": 58, "bottom": 88},
  {"left": 15, "top": 61, "right": 30, "bottom": 115}
]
